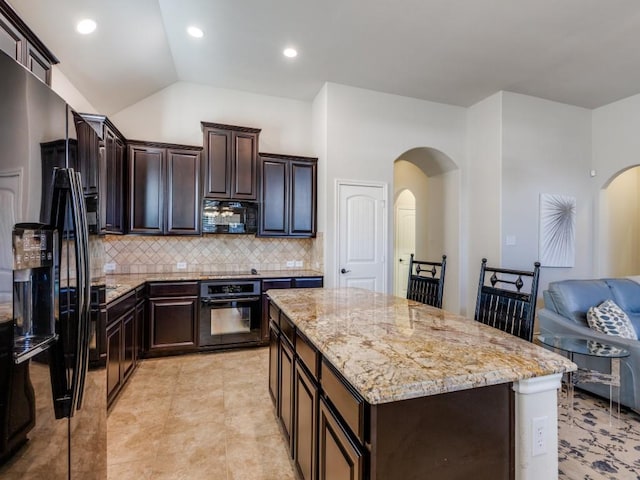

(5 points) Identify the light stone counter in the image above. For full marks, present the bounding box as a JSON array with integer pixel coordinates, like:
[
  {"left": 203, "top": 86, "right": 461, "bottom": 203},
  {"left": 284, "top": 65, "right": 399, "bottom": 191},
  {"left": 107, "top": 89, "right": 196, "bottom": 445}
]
[{"left": 267, "top": 287, "right": 575, "bottom": 404}]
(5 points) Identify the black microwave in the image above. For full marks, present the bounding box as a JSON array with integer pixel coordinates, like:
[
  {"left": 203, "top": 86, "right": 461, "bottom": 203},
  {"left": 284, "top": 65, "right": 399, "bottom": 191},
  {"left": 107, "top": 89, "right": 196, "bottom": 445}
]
[{"left": 202, "top": 200, "right": 258, "bottom": 234}]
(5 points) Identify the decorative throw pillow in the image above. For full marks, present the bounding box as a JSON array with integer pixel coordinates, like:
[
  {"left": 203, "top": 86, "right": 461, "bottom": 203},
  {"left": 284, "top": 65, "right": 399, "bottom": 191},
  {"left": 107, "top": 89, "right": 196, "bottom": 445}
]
[{"left": 586, "top": 299, "right": 638, "bottom": 340}]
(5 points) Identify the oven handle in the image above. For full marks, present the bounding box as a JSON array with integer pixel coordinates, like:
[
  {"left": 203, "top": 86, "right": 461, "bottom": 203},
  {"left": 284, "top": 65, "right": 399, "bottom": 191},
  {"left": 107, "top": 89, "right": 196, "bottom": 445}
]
[{"left": 202, "top": 296, "right": 261, "bottom": 304}]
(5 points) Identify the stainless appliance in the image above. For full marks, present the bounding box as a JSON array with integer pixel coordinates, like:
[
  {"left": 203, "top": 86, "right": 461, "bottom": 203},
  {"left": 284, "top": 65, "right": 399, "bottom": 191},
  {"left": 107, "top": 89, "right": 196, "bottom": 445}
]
[
  {"left": 0, "top": 48, "right": 105, "bottom": 479},
  {"left": 202, "top": 200, "right": 258, "bottom": 234},
  {"left": 199, "top": 280, "right": 262, "bottom": 346}
]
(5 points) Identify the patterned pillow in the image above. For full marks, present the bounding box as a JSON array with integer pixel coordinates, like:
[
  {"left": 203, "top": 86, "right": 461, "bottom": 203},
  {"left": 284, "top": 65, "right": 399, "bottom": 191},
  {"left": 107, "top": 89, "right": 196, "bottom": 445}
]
[{"left": 586, "top": 299, "right": 637, "bottom": 340}]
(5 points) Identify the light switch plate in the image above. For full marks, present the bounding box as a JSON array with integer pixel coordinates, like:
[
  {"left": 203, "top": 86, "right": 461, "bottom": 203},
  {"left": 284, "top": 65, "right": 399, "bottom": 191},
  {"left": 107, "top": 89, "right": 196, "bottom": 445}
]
[
  {"left": 177, "top": 262, "right": 187, "bottom": 270},
  {"left": 286, "top": 261, "right": 295, "bottom": 267},
  {"left": 104, "top": 263, "right": 116, "bottom": 273},
  {"left": 295, "top": 260, "right": 303, "bottom": 267}
]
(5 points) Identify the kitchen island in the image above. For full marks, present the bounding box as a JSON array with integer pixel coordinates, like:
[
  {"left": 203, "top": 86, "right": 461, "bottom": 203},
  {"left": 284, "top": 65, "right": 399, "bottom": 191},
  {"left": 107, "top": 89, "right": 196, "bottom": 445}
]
[{"left": 267, "top": 287, "right": 576, "bottom": 480}]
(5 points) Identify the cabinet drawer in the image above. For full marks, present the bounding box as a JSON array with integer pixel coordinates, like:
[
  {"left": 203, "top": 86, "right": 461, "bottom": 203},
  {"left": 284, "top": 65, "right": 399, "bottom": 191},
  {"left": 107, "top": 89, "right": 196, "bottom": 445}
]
[
  {"left": 263, "top": 278, "right": 293, "bottom": 292},
  {"left": 294, "top": 277, "right": 323, "bottom": 289},
  {"left": 321, "top": 359, "right": 365, "bottom": 444},
  {"left": 269, "top": 303, "right": 281, "bottom": 327},
  {"left": 148, "top": 281, "right": 198, "bottom": 297},
  {"left": 280, "top": 313, "right": 296, "bottom": 347},
  {"left": 107, "top": 291, "right": 136, "bottom": 324},
  {"left": 296, "top": 330, "right": 319, "bottom": 381}
]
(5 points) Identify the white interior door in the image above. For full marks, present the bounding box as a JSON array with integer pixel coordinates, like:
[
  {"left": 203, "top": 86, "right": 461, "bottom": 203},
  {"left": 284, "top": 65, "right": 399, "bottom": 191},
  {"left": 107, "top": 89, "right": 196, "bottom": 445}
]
[
  {"left": 337, "top": 181, "right": 387, "bottom": 292},
  {"left": 394, "top": 206, "right": 415, "bottom": 297}
]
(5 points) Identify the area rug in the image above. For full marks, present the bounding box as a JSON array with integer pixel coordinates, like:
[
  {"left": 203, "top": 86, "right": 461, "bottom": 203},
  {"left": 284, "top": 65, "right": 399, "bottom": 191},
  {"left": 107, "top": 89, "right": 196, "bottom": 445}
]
[{"left": 558, "top": 390, "right": 640, "bottom": 479}]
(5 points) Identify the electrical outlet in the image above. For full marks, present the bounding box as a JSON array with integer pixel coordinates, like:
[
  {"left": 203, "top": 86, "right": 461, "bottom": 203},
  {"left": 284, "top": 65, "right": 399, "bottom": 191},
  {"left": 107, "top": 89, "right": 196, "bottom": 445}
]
[
  {"left": 177, "top": 262, "right": 187, "bottom": 270},
  {"left": 532, "top": 416, "right": 547, "bottom": 456},
  {"left": 104, "top": 263, "right": 116, "bottom": 273},
  {"left": 286, "top": 261, "right": 295, "bottom": 267},
  {"left": 295, "top": 260, "right": 303, "bottom": 267}
]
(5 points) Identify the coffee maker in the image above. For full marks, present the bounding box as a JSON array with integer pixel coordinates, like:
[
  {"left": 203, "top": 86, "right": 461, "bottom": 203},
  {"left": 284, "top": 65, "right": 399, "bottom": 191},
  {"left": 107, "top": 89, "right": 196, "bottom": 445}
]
[{"left": 12, "top": 223, "right": 57, "bottom": 363}]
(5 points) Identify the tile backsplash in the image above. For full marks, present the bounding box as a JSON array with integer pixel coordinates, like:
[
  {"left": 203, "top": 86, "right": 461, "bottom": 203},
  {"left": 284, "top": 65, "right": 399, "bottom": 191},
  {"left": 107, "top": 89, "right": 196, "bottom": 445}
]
[{"left": 104, "top": 234, "right": 324, "bottom": 274}]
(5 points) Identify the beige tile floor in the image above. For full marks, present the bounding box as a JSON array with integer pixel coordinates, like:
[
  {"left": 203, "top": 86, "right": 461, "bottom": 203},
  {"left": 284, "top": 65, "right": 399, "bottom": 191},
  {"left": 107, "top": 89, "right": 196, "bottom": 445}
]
[{"left": 107, "top": 347, "right": 296, "bottom": 480}]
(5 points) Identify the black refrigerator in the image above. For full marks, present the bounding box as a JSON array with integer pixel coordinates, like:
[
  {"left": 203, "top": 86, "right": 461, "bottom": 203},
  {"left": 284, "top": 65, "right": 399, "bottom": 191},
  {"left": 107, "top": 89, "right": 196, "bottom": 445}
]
[{"left": 0, "top": 49, "right": 107, "bottom": 479}]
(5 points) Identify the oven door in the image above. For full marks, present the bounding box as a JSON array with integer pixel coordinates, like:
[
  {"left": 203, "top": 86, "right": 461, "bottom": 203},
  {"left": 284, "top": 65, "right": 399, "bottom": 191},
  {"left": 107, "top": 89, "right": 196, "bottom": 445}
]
[{"left": 199, "top": 297, "right": 261, "bottom": 346}]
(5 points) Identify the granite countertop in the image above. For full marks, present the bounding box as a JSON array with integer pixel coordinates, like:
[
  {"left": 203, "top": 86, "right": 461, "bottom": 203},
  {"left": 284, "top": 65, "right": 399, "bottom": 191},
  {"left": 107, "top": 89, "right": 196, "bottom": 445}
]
[
  {"left": 267, "top": 287, "right": 576, "bottom": 405},
  {"left": 0, "top": 301, "right": 11, "bottom": 323},
  {"left": 105, "top": 269, "right": 323, "bottom": 303}
]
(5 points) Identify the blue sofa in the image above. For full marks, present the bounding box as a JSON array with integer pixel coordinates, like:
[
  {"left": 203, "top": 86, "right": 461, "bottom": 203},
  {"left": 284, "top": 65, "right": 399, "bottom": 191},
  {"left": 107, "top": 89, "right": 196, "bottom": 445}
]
[{"left": 538, "top": 278, "right": 640, "bottom": 413}]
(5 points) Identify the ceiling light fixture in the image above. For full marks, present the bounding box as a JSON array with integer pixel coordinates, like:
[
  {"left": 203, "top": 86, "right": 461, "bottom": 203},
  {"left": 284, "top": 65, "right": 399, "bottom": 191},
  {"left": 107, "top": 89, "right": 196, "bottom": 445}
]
[
  {"left": 283, "top": 47, "right": 298, "bottom": 58},
  {"left": 187, "top": 26, "right": 204, "bottom": 38},
  {"left": 76, "top": 18, "right": 97, "bottom": 35}
]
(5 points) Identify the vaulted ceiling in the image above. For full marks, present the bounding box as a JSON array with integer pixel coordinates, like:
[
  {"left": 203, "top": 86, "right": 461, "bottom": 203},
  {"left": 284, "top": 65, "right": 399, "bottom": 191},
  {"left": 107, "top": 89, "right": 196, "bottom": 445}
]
[{"left": 13, "top": 0, "right": 640, "bottom": 116}]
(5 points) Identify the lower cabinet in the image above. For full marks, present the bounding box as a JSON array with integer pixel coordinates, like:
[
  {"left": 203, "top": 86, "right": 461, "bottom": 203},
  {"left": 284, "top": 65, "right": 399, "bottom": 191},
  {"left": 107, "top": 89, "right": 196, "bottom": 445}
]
[
  {"left": 318, "top": 398, "right": 364, "bottom": 480},
  {"left": 278, "top": 337, "right": 295, "bottom": 451},
  {"left": 294, "top": 361, "right": 319, "bottom": 480},
  {"left": 106, "top": 290, "right": 137, "bottom": 407},
  {"left": 147, "top": 282, "right": 198, "bottom": 355},
  {"left": 269, "top": 300, "right": 363, "bottom": 480}
]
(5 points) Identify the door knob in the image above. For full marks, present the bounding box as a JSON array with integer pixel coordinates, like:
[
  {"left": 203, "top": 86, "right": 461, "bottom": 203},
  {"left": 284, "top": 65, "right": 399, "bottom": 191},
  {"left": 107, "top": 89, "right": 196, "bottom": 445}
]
[
  {"left": 340, "top": 268, "right": 351, "bottom": 274},
  {"left": 399, "top": 258, "right": 403, "bottom": 262}
]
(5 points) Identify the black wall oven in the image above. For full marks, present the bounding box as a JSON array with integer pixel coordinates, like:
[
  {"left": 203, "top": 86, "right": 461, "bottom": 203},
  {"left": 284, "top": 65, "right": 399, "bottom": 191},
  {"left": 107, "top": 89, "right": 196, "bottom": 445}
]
[{"left": 199, "top": 280, "right": 262, "bottom": 347}]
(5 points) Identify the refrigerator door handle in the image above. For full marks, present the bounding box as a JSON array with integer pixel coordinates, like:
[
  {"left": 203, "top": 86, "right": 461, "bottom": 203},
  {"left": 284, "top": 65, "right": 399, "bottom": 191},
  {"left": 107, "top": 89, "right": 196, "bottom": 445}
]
[{"left": 68, "top": 170, "right": 91, "bottom": 414}]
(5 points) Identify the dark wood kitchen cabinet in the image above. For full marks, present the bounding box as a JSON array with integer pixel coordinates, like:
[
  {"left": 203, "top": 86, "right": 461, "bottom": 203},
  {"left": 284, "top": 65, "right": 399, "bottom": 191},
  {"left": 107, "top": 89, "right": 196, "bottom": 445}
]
[
  {"left": 146, "top": 281, "right": 199, "bottom": 356},
  {"left": 106, "top": 290, "right": 137, "bottom": 407},
  {"left": 259, "top": 153, "right": 317, "bottom": 237},
  {"left": 128, "top": 141, "right": 201, "bottom": 235},
  {"left": 80, "top": 114, "right": 127, "bottom": 234},
  {"left": 201, "top": 122, "right": 261, "bottom": 200},
  {"left": 0, "top": 1, "right": 58, "bottom": 85}
]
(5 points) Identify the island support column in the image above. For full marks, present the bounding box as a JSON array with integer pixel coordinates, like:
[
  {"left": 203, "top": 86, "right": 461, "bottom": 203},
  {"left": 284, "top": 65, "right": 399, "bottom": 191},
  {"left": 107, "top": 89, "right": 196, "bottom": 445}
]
[{"left": 512, "top": 373, "right": 562, "bottom": 480}]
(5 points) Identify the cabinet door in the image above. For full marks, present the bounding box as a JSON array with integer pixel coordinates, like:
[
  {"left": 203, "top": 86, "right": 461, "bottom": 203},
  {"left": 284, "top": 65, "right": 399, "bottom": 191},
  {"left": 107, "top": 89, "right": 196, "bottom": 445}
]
[
  {"left": 294, "top": 361, "right": 318, "bottom": 480},
  {"left": 106, "top": 320, "right": 122, "bottom": 405},
  {"left": 129, "top": 144, "right": 164, "bottom": 234},
  {"left": 121, "top": 311, "right": 135, "bottom": 381},
  {"left": 103, "top": 130, "right": 125, "bottom": 234},
  {"left": 318, "top": 398, "right": 364, "bottom": 480},
  {"left": 279, "top": 338, "right": 295, "bottom": 454},
  {"left": 260, "top": 158, "right": 288, "bottom": 235},
  {"left": 268, "top": 323, "right": 279, "bottom": 407},
  {"left": 166, "top": 148, "right": 200, "bottom": 234},
  {"left": 136, "top": 299, "right": 145, "bottom": 360},
  {"left": 203, "top": 128, "right": 232, "bottom": 199},
  {"left": 25, "top": 41, "right": 51, "bottom": 84},
  {"left": 290, "top": 161, "right": 317, "bottom": 236},
  {"left": 75, "top": 120, "right": 100, "bottom": 195},
  {"left": 0, "top": 11, "right": 23, "bottom": 63},
  {"left": 148, "top": 296, "right": 198, "bottom": 352},
  {"left": 232, "top": 131, "right": 258, "bottom": 200}
]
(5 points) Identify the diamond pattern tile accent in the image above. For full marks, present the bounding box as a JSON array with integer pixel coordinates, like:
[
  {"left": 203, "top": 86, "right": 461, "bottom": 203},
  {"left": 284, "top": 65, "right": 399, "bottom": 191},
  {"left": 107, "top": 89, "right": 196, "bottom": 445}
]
[{"left": 104, "top": 235, "right": 323, "bottom": 274}]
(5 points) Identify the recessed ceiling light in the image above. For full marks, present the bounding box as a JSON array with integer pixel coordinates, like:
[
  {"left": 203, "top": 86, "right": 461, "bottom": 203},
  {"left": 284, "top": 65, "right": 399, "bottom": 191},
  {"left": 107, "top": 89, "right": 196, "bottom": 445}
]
[
  {"left": 76, "top": 19, "right": 97, "bottom": 35},
  {"left": 187, "top": 26, "right": 204, "bottom": 38},
  {"left": 283, "top": 47, "right": 298, "bottom": 58}
]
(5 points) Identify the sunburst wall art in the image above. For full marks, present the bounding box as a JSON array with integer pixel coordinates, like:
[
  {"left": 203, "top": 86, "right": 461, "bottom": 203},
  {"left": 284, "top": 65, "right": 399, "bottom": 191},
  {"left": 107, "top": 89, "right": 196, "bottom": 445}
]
[{"left": 539, "top": 193, "right": 576, "bottom": 267}]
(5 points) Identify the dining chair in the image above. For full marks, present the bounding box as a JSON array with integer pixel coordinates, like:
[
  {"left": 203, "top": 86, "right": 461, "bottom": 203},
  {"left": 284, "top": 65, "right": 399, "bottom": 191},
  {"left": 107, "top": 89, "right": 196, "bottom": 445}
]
[
  {"left": 474, "top": 258, "right": 541, "bottom": 341},
  {"left": 406, "top": 254, "right": 447, "bottom": 308}
]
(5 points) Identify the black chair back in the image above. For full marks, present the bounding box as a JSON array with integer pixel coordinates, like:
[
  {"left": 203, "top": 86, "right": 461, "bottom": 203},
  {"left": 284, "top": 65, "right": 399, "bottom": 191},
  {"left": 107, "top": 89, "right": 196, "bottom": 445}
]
[
  {"left": 406, "top": 254, "right": 446, "bottom": 308},
  {"left": 474, "top": 258, "right": 541, "bottom": 342}
]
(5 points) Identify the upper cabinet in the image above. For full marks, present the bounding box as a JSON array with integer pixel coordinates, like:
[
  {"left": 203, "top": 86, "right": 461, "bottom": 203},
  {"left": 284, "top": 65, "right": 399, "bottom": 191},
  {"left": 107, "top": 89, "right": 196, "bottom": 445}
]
[
  {"left": 128, "top": 141, "right": 201, "bottom": 235},
  {"left": 201, "top": 122, "right": 261, "bottom": 201},
  {"left": 0, "top": 1, "right": 58, "bottom": 85},
  {"left": 81, "top": 114, "right": 127, "bottom": 234},
  {"left": 259, "top": 153, "right": 317, "bottom": 238}
]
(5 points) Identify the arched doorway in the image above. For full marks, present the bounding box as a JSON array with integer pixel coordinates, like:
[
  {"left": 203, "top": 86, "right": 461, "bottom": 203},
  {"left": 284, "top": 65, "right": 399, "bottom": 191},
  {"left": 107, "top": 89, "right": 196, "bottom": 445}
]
[
  {"left": 598, "top": 165, "right": 640, "bottom": 276},
  {"left": 393, "top": 147, "right": 460, "bottom": 311}
]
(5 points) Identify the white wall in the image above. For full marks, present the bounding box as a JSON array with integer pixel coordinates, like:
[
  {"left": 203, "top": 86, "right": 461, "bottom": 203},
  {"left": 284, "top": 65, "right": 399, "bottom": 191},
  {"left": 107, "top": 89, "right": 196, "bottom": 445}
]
[
  {"left": 465, "top": 92, "right": 502, "bottom": 315},
  {"left": 111, "top": 81, "right": 313, "bottom": 154},
  {"left": 321, "top": 83, "right": 466, "bottom": 292},
  {"left": 50, "top": 66, "right": 98, "bottom": 114},
  {"left": 501, "top": 92, "right": 593, "bottom": 293}
]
